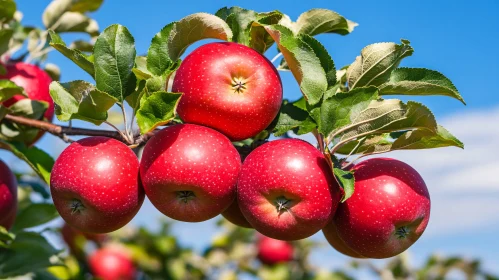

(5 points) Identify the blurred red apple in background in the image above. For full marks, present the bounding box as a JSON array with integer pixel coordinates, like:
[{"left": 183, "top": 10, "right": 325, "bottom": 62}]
[
  {"left": 0, "top": 159, "right": 17, "bottom": 230},
  {"left": 0, "top": 62, "right": 54, "bottom": 144},
  {"left": 257, "top": 235, "right": 294, "bottom": 265}
]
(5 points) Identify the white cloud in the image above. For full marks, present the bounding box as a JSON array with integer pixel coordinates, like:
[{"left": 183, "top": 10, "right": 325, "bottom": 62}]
[{"left": 425, "top": 196, "right": 499, "bottom": 236}]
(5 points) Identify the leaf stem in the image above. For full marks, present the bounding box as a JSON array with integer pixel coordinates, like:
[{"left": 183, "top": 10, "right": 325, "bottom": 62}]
[
  {"left": 327, "top": 108, "right": 406, "bottom": 144},
  {"left": 345, "top": 136, "right": 367, "bottom": 160},
  {"left": 270, "top": 52, "right": 283, "bottom": 64},
  {"left": 313, "top": 129, "right": 333, "bottom": 169},
  {"left": 104, "top": 121, "right": 129, "bottom": 142},
  {"left": 312, "top": 129, "right": 325, "bottom": 153},
  {"left": 119, "top": 104, "right": 133, "bottom": 143}
]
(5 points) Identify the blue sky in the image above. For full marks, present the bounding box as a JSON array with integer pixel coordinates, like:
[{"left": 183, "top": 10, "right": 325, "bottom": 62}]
[{"left": 3, "top": 0, "right": 499, "bottom": 276}]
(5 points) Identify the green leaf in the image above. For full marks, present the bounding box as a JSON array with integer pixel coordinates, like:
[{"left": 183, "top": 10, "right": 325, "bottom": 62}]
[
  {"left": 258, "top": 263, "right": 290, "bottom": 280},
  {"left": 43, "top": 0, "right": 103, "bottom": 30},
  {"left": 44, "top": 63, "right": 60, "bottom": 81},
  {"left": 18, "top": 179, "right": 51, "bottom": 199},
  {"left": 0, "top": 226, "right": 14, "bottom": 242},
  {"left": 125, "top": 79, "right": 146, "bottom": 110},
  {"left": 11, "top": 203, "right": 59, "bottom": 232},
  {"left": 273, "top": 100, "right": 316, "bottom": 136},
  {"left": 337, "top": 125, "right": 463, "bottom": 155},
  {"left": 51, "top": 12, "right": 99, "bottom": 36},
  {"left": 136, "top": 91, "right": 182, "bottom": 133},
  {"left": 133, "top": 56, "right": 153, "bottom": 80},
  {"left": 0, "top": 231, "right": 61, "bottom": 278},
  {"left": 49, "top": 80, "right": 118, "bottom": 125},
  {"left": 332, "top": 100, "right": 437, "bottom": 147},
  {"left": 393, "top": 125, "right": 463, "bottom": 149},
  {"left": 333, "top": 168, "right": 355, "bottom": 202},
  {"left": 0, "top": 80, "right": 27, "bottom": 102},
  {"left": 169, "top": 13, "right": 233, "bottom": 61},
  {"left": 263, "top": 24, "right": 327, "bottom": 106},
  {"left": 42, "top": 0, "right": 72, "bottom": 29},
  {"left": 7, "top": 99, "right": 48, "bottom": 120},
  {"left": 216, "top": 7, "right": 282, "bottom": 52},
  {"left": 94, "top": 24, "right": 136, "bottom": 103},
  {"left": 0, "top": 141, "right": 54, "bottom": 184},
  {"left": 0, "top": 29, "right": 14, "bottom": 56},
  {"left": 280, "top": 8, "right": 358, "bottom": 36},
  {"left": 0, "top": 106, "right": 6, "bottom": 121},
  {"left": 69, "top": 0, "right": 103, "bottom": 13},
  {"left": 126, "top": 74, "right": 169, "bottom": 112},
  {"left": 48, "top": 30, "right": 95, "bottom": 77},
  {"left": 69, "top": 40, "right": 94, "bottom": 52},
  {"left": 320, "top": 86, "right": 379, "bottom": 136},
  {"left": 0, "top": 100, "right": 48, "bottom": 143},
  {"left": 300, "top": 34, "right": 336, "bottom": 87},
  {"left": 346, "top": 40, "right": 414, "bottom": 90},
  {"left": 379, "top": 67, "right": 465, "bottom": 104},
  {"left": 0, "top": 0, "right": 16, "bottom": 22},
  {"left": 249, "top": 11, "right": 283, "bottom": 53},
  {"left": 147, "top": 13, "right": 232, "bottom": 77},
  {"left": 216, "top": 7, "right": 257, "bottom": 45},
  {"left": 146, "top": 22, "right": 177, "bottom": 77}
]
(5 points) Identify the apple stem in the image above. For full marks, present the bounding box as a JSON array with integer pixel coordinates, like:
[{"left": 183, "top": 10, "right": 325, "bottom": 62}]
[
  {"left": 70, "top": 199, "right": 85, "bottom": 214},
  {"left": 177, "top": 191, "right": 196, "bottom": 203},
  {"left": 275, "top": 196, "right": 292, "bottom": 213},
  {"left": 395, "top": 226, "right": 410, "bottom": 239}
]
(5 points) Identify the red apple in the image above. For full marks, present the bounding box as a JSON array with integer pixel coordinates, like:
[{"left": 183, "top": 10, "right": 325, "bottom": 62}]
[
  {"left": 237, "top": 139, "right": 340, "bottom": 241},
  {"left": 322, "top": 222, "right": 364, "bottom": 258},
  {"left": 50, "top": 137, "right": 144, "bottom": 233},
  {"left": 324, "top": 158, "right": 431, "bottom": 259},
  {"left": 0, "top": 62, "right": 54, "bottom": 144},
  {"left": 172, "top": 42, "right": 283, "bottom": 141},
  {"left": 0, "top": 160, "right": 17, "bottom": 230},
  {"left": 257, "top": 235, "right": 294, "bottom": 265},
  {"left": 221, "top": 200, "right": 253, "bottom": 228},
  {"left": 140, "top": 124, "right": 241, "bottom": 222},
  {"left": 89, "top": 247, "right": 136, "bottom": 280}
]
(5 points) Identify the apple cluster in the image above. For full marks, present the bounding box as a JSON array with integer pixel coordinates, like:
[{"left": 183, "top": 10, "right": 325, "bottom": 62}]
[{"left": 0, "top": 42, "right": 430, "bottom": 260}]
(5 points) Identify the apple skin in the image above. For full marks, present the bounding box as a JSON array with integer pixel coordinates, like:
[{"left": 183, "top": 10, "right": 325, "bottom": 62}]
[
  {"left": 237, "top": 139, "right": 340, "bottom": 241},
  {"left": 324, "top": 158, "right": 431, "bottom": 259},
  {"left": 322, "top": 221, "right": 364, "bottom": 258},
  {"left": 0, "top": 62, "right": 54, "bottom": 144},
  {"left": 172, "top": 42, "right": 283, "bottom": 141},
  {"left": 89, "top": 247, "right": 136, "bottom": 280},
  {"left": 140, "top": 124, "right": 241, "bottom": 222},
  {"left": 50, "top": 137, "right": 144, "bottom": 234},
  {"left": 0, "top": 160, "right": 17, "bottom": 230},
  {"left": 221, "top": 199, "right": 253, "bottom": 228},
  {"left": 257, "top": 235, "right": 294, "bottom": 265}
]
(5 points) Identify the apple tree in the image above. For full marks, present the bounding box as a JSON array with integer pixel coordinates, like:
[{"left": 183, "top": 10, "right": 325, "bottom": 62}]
[{"left": 2, "top": 0, "right": 496, "bottom": 279}]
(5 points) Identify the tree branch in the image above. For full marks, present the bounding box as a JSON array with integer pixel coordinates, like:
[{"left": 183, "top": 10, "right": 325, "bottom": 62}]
[
  {"left": 4, "top": 114, "right": 125, "bottom": 142},
  {"left": 3, "top": 115, "right": 260, "bottom": 160}
]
